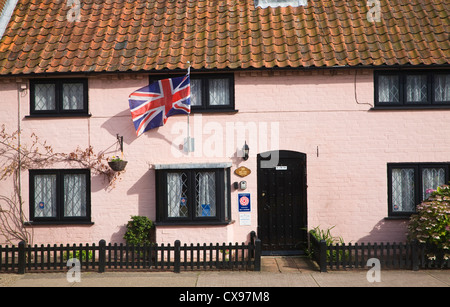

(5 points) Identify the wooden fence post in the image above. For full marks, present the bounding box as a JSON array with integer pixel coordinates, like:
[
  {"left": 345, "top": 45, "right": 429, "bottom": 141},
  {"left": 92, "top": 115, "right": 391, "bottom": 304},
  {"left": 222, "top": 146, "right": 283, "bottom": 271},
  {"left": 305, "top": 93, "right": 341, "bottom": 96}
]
[
  {"left": 98, "top": 240, "right": 106, "bottom": 273},
  {"left": 249, "top": 231, "right": 256, "bottom": 258},
  {"left": 319, "top": 240, "right": 328, "bottom": 272},
  {"left": 174, "top": 240, "right": 181, "bottom": 273},
  {"left": 18, "top": 241, "right": 26, "bottom": 274},
  {"left": 411, "top": 239, "right": 419, "bottom": 271},
  {"left": 254, "top": 238, "right": 261, "bottom": 271}
]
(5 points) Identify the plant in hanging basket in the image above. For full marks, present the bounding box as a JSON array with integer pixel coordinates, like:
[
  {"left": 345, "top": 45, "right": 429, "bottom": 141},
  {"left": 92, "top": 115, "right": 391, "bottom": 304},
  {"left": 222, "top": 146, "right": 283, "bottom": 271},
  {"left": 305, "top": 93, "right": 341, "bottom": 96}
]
[{"left": 108, "top": 156, "right": 128, "bottom": 171}]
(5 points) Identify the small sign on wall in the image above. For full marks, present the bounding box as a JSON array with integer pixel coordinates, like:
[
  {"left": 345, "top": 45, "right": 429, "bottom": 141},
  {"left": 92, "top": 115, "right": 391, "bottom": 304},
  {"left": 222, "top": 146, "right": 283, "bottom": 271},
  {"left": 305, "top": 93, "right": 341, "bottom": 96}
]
[
  {"left": 239, "top": 213, "right": 251, "bottom": 226},
  {"left": 238, "top": 193, "right": 251, "bottom": 212}
]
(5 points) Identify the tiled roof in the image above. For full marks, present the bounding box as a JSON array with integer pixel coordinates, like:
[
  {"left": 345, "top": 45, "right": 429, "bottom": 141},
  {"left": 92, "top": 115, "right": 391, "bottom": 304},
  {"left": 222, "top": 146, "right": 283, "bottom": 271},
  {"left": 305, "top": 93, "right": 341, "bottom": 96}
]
[{"left": 0, "top": 0, "right": 448, "bottom": 75}]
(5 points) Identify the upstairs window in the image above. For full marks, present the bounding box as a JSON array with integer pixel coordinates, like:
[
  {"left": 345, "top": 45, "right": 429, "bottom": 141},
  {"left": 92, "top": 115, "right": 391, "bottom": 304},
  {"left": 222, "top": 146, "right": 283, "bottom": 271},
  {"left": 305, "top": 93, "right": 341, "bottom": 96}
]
[
  {"left": 375, "top": 71, "right": 450, "bottom": 108},
  {"left": 30, "top": 79, "right": 88, "bottom": 116},
  {"left": 190, "top": 75, "right": 234, "bottom": 112},
  {"left": 150, "top": 74, "right": 235, "bottom": 113}
]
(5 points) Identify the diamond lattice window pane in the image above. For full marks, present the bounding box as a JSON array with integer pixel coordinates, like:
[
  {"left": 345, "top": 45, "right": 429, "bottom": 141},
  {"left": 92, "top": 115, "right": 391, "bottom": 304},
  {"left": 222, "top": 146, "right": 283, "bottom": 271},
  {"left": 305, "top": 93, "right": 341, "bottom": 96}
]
[
  {"left": 34, "top": 83, "right": 56, "bottom": 110},
  {"left": 196, "top": 172, "right": 216, "bottom": 217},
  {"left": 63, "top": 174, "right": 87, "bottom": 217},
  {"left": 34, "top": 174, "right": 57, "bottom": 217},
  {"left": 391, "top": 168, "right": 415, "bottom": 212},
  {"left": 406, "top": 75, "right": 427, "bottom": 103},
  {"left": 167, "top": 172, "right": 188, "bottom": 217},
  {"left": 209, "top": 79, "right": 230, "bottom": 106},
  {"left": 434, "top": 74, "right": 450, "bottom": 102},
  {"left": 378, "top": 75, "right": 399, "bottom": 103},
  {"left": 63, "top": 83, "right": 84, "bottom": 110},
  {"left": 190, "top": 79, "right": 202, "bottom": 106},
  {"left": 422, "top": 167, "right": 445, "bottom": 200}
]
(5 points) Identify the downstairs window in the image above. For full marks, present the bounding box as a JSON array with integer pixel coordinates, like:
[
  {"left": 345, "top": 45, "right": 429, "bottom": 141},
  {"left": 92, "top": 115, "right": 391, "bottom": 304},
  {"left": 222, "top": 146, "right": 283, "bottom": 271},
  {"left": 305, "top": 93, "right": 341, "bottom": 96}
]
[
  {"left": 155, "top": 165, "right": 231, "bottom": 225},
  {"left": 387, "top": 163, "right": 449, "bottom": 217},
  {"left": 29, "top": 169, "right": 91, "bottom": 224}
]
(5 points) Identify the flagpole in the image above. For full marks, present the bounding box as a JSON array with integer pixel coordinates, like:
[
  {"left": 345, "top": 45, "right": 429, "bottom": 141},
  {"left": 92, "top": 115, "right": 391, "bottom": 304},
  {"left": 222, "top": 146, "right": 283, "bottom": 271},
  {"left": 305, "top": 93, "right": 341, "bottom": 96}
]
[{"left": 186, "top": 61, "right": 191, "bottom": 152}]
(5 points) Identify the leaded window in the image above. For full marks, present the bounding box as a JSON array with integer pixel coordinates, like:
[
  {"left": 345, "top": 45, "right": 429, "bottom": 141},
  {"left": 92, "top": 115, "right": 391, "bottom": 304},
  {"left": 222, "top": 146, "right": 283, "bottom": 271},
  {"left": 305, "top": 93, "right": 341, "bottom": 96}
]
[
  {"left": 30, "top": 79, "right": 88, "bottom": 116},
  {"left": 378, "top": 74, "right": 399, "bottom": 104},
  {"left": 406, "top": 74, "right": 427, "bottom": 103},
  {"left": 434, "top": 74, "right": 450, "bottom": 103},
  {"left": 388, "top": 163, "right": 449, "bottom": 217},
  {"left": 375, "top": 71, "right": 450, "bottom": 107},
  {"left": 149, "top": 74, "right": 235, "bottom": 112},
  {"left": 196, "top": 171, "right": 216, "bottom": 217},
  {"left": 29, "top": 169, "right": 91, "bottom": 223},
  {"left": 167, "top": 172, "right": 188, "bottom": 218},
  {"left": 391, "top": 168, "right": 415, "bottom": 213},
  {"left": 156, "top": 167, "right": 231, "bottom": 224}
]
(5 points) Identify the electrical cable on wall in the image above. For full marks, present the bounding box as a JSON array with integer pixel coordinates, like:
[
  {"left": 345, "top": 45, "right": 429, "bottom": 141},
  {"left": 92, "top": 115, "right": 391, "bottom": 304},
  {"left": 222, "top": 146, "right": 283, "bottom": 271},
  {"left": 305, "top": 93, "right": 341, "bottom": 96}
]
[{"left": 354, "top": 70, "right": 373, "bottom": 108}]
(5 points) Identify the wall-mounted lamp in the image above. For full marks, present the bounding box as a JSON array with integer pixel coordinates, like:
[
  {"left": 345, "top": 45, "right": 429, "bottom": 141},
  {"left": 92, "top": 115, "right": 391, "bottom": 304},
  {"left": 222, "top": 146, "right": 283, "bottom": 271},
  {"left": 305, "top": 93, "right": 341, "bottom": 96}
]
[{"left": 242, "top": 141, "right": 249, "bottom": 161}]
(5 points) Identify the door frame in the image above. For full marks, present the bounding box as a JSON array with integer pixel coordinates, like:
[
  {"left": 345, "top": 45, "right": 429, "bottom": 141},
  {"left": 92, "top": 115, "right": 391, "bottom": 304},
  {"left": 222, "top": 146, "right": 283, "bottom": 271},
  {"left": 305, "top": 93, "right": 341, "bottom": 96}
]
[{"left": 256, "top": 150, "right": 307, "bottom": 255}]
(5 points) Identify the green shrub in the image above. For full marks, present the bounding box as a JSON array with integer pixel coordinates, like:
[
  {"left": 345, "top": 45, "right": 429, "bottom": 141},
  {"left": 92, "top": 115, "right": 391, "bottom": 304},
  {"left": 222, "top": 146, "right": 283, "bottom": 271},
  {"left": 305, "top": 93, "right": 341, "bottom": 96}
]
[
  {"left": 408, "top": 185, "right": 450, "bottom": 259},
  {"left": 63, "top": 250, "right": 93, "bottom": 261},
  {"left": 123, "top": 215, "right": 154, "bottom": 246},
  {"left": 309, "top": 225, "right": 344, "bottom": 246},
  {"left": 309, "top": 225, "right": 347, "bottom": 261}
]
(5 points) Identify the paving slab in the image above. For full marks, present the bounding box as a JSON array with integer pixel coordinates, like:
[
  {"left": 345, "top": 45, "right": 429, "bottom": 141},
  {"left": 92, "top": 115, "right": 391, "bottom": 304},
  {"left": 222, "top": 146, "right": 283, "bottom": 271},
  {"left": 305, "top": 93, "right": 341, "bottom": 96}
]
[
  {"left": 0, "top": 256, "right": 448, "bottom": 287},
  {"left": 196, "top": 271, "right": 318, "bottom": 287},
  {"left": 309, "top": 270, "right": 449, "bottom": 287}
]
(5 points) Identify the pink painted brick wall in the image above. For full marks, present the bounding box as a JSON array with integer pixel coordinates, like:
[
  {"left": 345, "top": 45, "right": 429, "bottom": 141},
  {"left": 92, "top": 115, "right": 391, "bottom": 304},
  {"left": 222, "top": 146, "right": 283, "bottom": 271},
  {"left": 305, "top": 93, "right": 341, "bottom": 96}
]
[{"left": 1, "top": 69, "right": 447, "bottom": 246}]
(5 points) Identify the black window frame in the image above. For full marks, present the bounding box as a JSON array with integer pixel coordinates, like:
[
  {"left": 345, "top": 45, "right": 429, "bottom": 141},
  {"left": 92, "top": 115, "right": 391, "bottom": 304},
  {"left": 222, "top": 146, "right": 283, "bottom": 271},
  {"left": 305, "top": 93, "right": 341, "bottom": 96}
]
[
  {"left": 29, "top": 169, "right": 92, "bottom": 224},
  {"left": 155, "top": 168, "right": 231, "bottom": 225},
  {"left": 374, "top": 70, "right": 450, "bottom": 108},
  {"left": 387, "top": 163, "right": 450, "bottom": 218},
  {"left": 149, "top": 73, "right": 235, "bottom": 113},
  {"left": 29, "top": 78, "right": 89, "bottom": 116}
]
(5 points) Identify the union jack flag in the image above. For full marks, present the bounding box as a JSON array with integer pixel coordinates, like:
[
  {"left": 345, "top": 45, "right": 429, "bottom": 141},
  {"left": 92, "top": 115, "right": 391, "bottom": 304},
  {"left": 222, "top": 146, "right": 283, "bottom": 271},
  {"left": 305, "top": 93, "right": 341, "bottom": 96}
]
[{"left": 128, "top": 75, "right": 190, "bottom": 136}]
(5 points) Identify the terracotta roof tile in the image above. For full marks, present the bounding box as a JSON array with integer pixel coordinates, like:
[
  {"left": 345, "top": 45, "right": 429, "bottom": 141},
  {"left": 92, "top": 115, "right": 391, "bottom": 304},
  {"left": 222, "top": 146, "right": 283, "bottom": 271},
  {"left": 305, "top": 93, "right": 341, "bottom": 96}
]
[{"left": 0, "top": 0, "right": 448, "bottom": 75}]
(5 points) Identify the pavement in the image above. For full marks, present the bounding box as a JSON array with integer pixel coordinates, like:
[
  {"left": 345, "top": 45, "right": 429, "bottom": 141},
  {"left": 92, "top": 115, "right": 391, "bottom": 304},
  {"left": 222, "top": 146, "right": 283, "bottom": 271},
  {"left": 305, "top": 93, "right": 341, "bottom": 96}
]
[{"left": 0, "top": 256, "right": 449, "bottom": 288}]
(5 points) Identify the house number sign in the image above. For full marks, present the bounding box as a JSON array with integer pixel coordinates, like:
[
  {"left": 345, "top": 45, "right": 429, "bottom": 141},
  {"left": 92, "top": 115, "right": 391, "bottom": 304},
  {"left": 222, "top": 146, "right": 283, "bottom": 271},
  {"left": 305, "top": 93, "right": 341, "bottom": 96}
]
[{"left": 234, "top": 166, "right": 251, "bottom": 177}]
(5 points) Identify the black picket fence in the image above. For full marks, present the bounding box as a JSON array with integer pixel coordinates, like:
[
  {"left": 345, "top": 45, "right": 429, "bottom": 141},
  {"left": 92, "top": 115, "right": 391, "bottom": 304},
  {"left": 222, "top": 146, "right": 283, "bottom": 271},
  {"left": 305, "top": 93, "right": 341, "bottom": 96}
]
[
  {"left": 0, "top": 232, "right": 261, "bottom": 274},
  {"left": 309, "top": 232, "right": 449, "bottom": 272}
]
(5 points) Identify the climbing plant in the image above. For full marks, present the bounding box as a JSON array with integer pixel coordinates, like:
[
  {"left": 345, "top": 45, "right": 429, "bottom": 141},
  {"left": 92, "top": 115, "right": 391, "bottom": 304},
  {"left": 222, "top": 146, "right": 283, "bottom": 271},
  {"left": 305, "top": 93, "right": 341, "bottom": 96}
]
[{"left": 0, "top": 124, "right": 123, "bottom": 244}]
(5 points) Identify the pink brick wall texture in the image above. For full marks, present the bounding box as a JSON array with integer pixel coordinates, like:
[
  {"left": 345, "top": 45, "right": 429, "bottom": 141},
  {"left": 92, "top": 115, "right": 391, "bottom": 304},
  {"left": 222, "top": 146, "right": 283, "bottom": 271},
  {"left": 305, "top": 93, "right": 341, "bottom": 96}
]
[{"left": 1, "top": 69, "right": 446, "bottom": 246}]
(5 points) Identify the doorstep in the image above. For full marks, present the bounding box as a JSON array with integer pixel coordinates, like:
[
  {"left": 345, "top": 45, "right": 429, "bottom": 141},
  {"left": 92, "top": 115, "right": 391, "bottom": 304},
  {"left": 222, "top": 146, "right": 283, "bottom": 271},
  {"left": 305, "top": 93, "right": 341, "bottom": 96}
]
[{"left": 261, "top": 256, "right": 319, "bottom": 273}]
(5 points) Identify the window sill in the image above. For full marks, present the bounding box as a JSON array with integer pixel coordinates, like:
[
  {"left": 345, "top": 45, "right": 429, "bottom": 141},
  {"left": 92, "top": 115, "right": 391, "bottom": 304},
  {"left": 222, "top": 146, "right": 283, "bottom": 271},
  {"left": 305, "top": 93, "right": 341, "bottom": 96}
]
[
  {"left": 190, "top": 109, "right": 238, "bottom": 114},
  {"left": 25, "top": 113, "right": 92, "bottom": 119},
  {"left": 24, "top": 221, "right": 94, "bottom": 226},
  {"left": 370, "top": 106, "right": 450, "bottom": 111},
  {"left": 384, "top": 216, "right": 411, "bottom": 220},
  {"left": 155, "top": 220, "right": 234, "bottom": 227}
]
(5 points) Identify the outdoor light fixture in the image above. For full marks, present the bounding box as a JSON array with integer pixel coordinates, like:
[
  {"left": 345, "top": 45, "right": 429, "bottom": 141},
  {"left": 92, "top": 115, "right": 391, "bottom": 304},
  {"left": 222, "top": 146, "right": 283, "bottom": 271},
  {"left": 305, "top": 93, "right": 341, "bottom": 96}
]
[{"left": 243, "top": 141, "right": 249, "bottom": 161}]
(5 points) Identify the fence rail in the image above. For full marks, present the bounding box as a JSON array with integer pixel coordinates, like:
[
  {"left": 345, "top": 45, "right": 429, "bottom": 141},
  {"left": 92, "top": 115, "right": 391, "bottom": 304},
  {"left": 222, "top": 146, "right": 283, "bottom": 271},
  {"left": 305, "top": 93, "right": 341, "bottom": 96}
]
[
  {"left": 0, "top": 232, "right": 261, "bottom": 274},
  {"left": 309, "top": 232, "right": 449, "bottom": 272}
]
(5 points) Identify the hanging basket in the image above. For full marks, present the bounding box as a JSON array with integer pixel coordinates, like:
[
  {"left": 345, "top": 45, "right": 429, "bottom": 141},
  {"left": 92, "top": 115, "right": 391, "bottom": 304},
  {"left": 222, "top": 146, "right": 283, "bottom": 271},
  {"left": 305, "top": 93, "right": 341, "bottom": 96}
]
[{"left": 108, "top": 160, "right": 128, "bottom": 172}]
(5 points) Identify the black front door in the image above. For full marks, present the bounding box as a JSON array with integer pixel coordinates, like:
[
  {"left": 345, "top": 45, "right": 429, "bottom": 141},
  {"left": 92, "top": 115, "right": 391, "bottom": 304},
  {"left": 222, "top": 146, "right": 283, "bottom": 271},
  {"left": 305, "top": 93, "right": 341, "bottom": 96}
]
[{"left": 257, "top": 150, "right": 307, "bottom": 255}]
